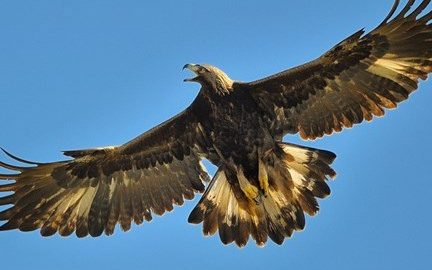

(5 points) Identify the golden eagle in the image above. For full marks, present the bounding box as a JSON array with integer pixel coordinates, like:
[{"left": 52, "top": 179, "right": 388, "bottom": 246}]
[{"left": 1, "top": 0, "right": 431, "bottom": 247}]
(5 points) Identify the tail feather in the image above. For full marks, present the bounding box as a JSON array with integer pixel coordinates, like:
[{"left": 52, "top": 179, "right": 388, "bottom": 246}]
[
  {"left": 189, "top": 142, "right": 336, "bottom": 247},
  {"left": 188, "top": 170, "right": 254, "bottom": 246}
]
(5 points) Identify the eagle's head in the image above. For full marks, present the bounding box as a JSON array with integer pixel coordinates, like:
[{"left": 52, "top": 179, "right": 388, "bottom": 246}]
[{"left": 183, "top": 63, "right": 233, "bottom": 95}]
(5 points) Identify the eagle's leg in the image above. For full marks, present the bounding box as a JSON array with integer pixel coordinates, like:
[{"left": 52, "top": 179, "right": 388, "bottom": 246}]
[
  {"left": 236, "top": 167, "right": 260, "bottom": 203},
  {"left": 237, "top": 149, "right": 273, "bottom": 202},
  {"left": 258, "top": 150, "right": 273, "bottom": 198}
]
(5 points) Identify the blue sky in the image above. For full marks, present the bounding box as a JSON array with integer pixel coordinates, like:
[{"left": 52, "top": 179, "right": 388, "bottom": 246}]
[{"left": 1, "top": 0, "right": 431, "bottom": 269}]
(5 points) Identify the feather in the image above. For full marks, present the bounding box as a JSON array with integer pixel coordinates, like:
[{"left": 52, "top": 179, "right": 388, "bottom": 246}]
[
  {"left": 0, "top": 107, "right": 210, "bottom": 238},
  {"left": 248, "top": 0, "right": 432, "bottom": 140},
  {"left": 1, "top": 148, "right": 44, "bottom": 165},
  {"left": 377, "top": 0, "right": 400, "bottom": 27}
]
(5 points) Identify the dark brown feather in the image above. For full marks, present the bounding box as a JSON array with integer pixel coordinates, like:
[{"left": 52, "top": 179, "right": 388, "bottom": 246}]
[
  {"left": 0, "top": 108, "right": 210, "bottom": 237},
  {"left": 248, "top": 0, "right": 432, "bottom": 139}
]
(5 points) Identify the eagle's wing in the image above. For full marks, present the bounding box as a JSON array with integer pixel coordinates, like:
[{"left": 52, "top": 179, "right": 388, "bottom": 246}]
[
  {"left": 248, "top": 0, "right": 432, "bottom": 140},
  {"left": 0, "top": 108, "right": 211, "bottom": 237}
]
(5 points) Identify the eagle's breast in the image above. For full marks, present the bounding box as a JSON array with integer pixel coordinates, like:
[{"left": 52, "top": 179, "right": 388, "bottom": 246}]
[{"left": 196, "top": 84, "right": 273, "bottom": 168}]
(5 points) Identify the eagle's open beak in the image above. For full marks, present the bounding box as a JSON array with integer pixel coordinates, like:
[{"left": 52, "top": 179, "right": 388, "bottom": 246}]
[{"left": 183, "top": 64, "right": 200, "bottom": 82}]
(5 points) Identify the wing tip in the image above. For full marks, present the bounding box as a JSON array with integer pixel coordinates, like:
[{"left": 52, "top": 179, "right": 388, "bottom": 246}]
[
  {"left": 0, "top": 148, "right": 43, "bottom": 165},
  {"left": 377, "top": 0, "right": 401, "bottom": 27}
]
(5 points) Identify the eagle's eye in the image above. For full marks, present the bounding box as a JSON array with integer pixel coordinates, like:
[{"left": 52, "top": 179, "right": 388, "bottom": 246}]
[{"left": 199, "top": 66, "right": 210, "bottom": 73}]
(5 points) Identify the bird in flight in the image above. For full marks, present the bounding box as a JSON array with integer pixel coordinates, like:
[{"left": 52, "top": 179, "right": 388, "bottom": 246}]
[{"left": 1, "top": 0, "right": 431, "bottom": 247}]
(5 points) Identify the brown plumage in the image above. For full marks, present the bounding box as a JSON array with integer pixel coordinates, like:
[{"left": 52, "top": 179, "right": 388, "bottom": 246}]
[
  {"left": 250, "top": 0, "right": 432, "bottom": 140},
  {"left": 1, "top": 0, "right": 431, "bottom": 247}
]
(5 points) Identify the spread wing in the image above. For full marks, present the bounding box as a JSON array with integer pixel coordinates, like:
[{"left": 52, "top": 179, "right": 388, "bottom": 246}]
[
  {"left": 0, "top": 108, "right": 211, "bottom": 237},
  {"left": 248, "top": 0, "right": 432, "bottom": 140}
]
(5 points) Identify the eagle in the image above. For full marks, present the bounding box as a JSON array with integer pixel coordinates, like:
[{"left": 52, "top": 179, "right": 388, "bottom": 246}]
[{"left": 1, "top": 0, "right": 431, "bottom": 247}]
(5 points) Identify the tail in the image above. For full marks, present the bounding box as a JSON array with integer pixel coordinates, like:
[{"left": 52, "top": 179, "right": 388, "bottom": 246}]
[{"left": 188, "top": 142, "right": 336, "bottom": 247}]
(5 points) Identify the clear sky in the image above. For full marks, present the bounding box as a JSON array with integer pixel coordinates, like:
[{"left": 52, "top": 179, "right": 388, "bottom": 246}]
[{"left": 1, "top": 1, "right": 431, "bottom": 269}]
